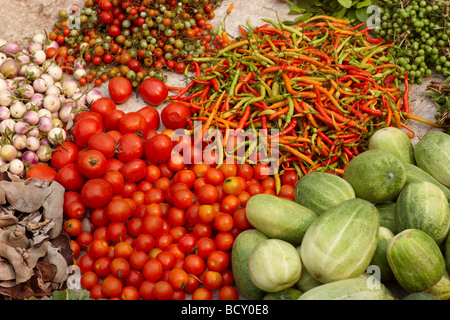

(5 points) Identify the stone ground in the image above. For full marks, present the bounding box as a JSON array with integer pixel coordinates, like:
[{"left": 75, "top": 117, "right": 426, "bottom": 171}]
[{"left": 0, "top": 0, "right": 444, "bottom": 145}]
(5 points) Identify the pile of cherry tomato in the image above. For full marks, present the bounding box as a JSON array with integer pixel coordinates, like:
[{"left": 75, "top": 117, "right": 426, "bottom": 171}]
[
  {"left": 50, "top": 0, "right": 221, "bottom": 88},
  {"left": 33, "top": 94, "right": 298, "bottom": 300}
]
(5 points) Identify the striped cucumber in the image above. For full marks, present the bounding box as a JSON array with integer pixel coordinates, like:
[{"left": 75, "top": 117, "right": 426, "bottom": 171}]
[
  {"left": 343, "top": 149, "right": 406, "bottom": 204},
  {"left": 404, "top": 163, "right": 450, "bottom": 201},
  {"left": 245, "top": 194, "right": 317, "bottom": 245},
  {"left": 414, "top": 130, "right": 450, "bottom": 188},
  {"left": 298, "top": 277, "right": 395, "bottom": 300},
  {"left": 300, "top": 198, "right": 379, "bottom": 283},
  {"left": 387, "top": 229, "right": 446, "bottom": 293},
  {"left": 231, "top": 229, "right": 269, "bottom": 300},
  {"left": 368, "top": 126, "right": 415, "bottom": 164},
  {"left": 294, "top": 171, "right": 355, "bottom": 216},
  {"left": 395, "top": 181, "right": 450, "bottom": 245}
]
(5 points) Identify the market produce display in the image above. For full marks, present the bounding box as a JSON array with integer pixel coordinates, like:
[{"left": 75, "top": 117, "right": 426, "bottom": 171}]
[{"left": 0, "top": 0, "right": 449, "bottom": 302}]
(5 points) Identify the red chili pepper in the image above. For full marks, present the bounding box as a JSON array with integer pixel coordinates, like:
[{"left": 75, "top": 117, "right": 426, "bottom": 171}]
[
  {"left": 403, "top": 71, "right": 410, "bottom": 113},
  {"left": 364, "top": 31, "right": 383, "bottom": 45},
  {"left": 268, "top": 118, "right": 298, "bottom": 142}
]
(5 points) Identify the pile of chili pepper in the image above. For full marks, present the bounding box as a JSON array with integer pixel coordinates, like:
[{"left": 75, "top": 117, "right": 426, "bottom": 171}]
[{"left": 169, "top": 15, "right": 440, "bottom": 179}]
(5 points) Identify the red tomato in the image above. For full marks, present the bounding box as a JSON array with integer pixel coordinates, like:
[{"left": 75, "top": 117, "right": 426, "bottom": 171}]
[
  {"left": 87, "top": 132, "right": 117, "bottom": 159},
  {"left": 144, "top": 133, "right": 173, "bottom": 164},
  {"left": 78, "top": 149, "right": 108, "bottom": 179},
  {"left": 50, "top": 141, "right": 79, "bottom": 170},
  {"left": 160, "top": 102, "right": 191, "bottom": 130},
  {"left": 138, "top": 78, "right": 168, "bottom": 106},
  {"left": 72, "top": 117, "right": 104, "bottom": 148},
  {"left": 101, "top": 276, "right": 123, "bottom": 298},
  {"left": 137, "top": 106, "right": 160, "bottom": 131},
  {"left": 108, "top": 76, "right": 132, "bottom": 104},
  {"left": 104, "top": 109, "right": 125, "bottom": 132},
  {"left": 119, "top": 111, "right": 148, "bottom": 134},
  {"left": 80, "top": 178, "right": 113, "bottom": 208},
  {"left": 120, "top": 158, "right": 147, "bottom": 182},
  {"left": 64, "top": 218, "right": 83, "bottom": 237},
  {"left": 116, "top": 133, "right": 144, "bottom": 163},
  {"left": 74, "top": 111, "right": 103, "bottom": 124},
  {"left": 103, "top": 170, "right": 125, "bottom": 194},
  {"left": 106, "top": 198, "right": 133, "bottom": 222},
  {"left": 90, "top": 97, "right": 117, "bottom": 118},
  {"left": 25, "top": 164, "right": 57, "bottom": 181},
  {"left": 55, "top": 163, "right": 86, "bottom": 192},
  {"left": 66, "top": 199, "right": 86, "bottom": 219}
]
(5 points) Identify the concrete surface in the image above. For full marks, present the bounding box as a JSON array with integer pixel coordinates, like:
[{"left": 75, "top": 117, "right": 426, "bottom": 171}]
[{"left": 0, "top": 0, "right": 443, "bottom": 144}]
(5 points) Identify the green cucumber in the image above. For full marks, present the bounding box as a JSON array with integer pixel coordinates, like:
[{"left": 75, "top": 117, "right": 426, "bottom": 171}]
[
  {"left": 427, "top": 269, "right": 450, "bottom": 300},
  {"left": 395, "top": 181, "right": 450, "bottom": 245},
  {"left": 375, "top": 203, "right": 397, "bottom": 233},
  {"left": 370, "top": 227, "right": 394, "bottom": 282},
  {"left": 231, "top": 229, "right": 269, "bottom": 300},
  {"left": 295, "top": 245, "right": 322, "bottom": 292},
  {"left": 300, "top": 198, "right": 379, "bottom": 283},
  {"left": 343, "top": 149, "right": 406, "bottom": 204},
  {"left": 387, "top": 229, "right": 446, "bottom": 293},
  {"left": 404, "top": 163, "right": 450, "bottom": 201},
  {"left": 248, "top": 239, "right": 302, "bottom": 293},
  {"left": 298, "top": 277, "right": 395, "bottom": 300},
  {"left": 263, "top": 287, "right": 302, "bottom": 300},
  {"left": 368, "top": 126, "right": 415, "bottom": 164},
  {"left": 245, "top": 194, "right": 317, "bottom": 245},
  {"left": 294, "top": 171, "right": 355, "bottom": 215},
  {"left": 402, "top": 292, "right": 441, "bottom": 300},
  {"left": 414, "top": 130, "right": 450, "bottom": 188}
]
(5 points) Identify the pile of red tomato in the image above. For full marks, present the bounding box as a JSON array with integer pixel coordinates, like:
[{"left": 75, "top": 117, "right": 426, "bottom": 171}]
[{"left": 29, "top": 92, "right": 298, "bottom": 300}]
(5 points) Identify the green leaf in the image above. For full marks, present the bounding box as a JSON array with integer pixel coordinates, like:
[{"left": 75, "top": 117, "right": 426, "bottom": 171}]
[
  {"left": 286, "top": 0, "right": 307, "bottom": 14},
  {"left": 333, "top": 5, "right": 348, "bottom": 18},
  {"left": 347, "top": 8, "right": 357, "bottom": 21},
  {"left": 50, "top": 289, "right": 92, "bottom": 300},
  {"left": 356, "top": 0, "right": 373, "bottom": 8},
  {"left": 355, "top": 6, "right": 370, "bottom": 23},
  {"left": 338, "top": 0, "right": 353, "bottom": 9}
]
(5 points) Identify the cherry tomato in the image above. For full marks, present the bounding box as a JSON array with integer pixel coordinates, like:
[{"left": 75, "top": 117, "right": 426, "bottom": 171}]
[
  {"left": 101, "top": 276, "right": 123, "bottom": 298},
  {"left": 65, "top": 199, "right": 86, "bottom": 219},
  {"left": 106, "top": 198, "right": 134, "bottom": 222},
  {"left": 88, "top": 239, "right": 109, "bottom": 258},
  {"left": 108, "top": 76, "right": 132, "bottom": 104},
  {"left": 81, "top": 271, "right": 99, "bottom": 290},
  {"left": 206, "top": 250, "right": 229, "bottom": 272},
  {"left": 64, "top": 218, "right": 83, "bottom": 237},
  {"left": 138, "top": 78, "right": 168, "bottom": 106}
]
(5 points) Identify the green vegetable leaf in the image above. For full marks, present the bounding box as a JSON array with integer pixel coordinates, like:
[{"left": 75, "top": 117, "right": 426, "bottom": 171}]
[
  {"left": 286, "top": 0, "right": 307, "bottom": 15},
  {"left": 356, "top": 0, "right": 373, "bottom": 8},
  {"left": 333, "top": 6, "right": 348, "bottom": 18},
  {"left": 51, "top": 289, "right": 92, "bottom": 300},
  {"left": 355, "top": 6, "right": 370, "bottom": 23},
  {"left": 338, "top": 0, "right": 353, "bottom": 9}
]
